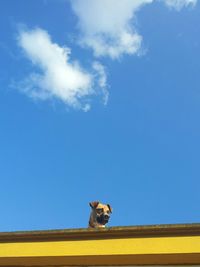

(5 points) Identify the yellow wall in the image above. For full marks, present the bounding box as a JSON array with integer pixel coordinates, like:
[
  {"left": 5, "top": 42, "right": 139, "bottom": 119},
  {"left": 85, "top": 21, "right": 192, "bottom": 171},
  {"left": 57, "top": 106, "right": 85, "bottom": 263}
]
[{"left": 0, "top": 235, "right": 200, "bottom": 265}]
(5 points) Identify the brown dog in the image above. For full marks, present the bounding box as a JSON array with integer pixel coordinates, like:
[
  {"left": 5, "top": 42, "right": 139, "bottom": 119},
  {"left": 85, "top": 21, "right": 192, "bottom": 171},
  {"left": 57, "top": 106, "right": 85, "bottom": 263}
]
[{"left": 88, "top": 201, "right": 112, "bottom": 228}]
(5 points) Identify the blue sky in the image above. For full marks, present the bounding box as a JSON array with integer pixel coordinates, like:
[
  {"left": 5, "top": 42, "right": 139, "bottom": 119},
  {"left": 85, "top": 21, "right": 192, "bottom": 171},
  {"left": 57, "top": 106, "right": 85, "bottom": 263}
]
[{"left": 0, "top": 0, "right": 200, "bottom": 231}]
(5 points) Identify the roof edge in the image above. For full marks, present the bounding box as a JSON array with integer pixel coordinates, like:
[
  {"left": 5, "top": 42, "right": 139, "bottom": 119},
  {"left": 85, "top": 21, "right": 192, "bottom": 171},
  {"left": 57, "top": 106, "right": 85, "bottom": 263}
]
[{"left": 1, "top": 223, "right": 200, "bottom": 243}]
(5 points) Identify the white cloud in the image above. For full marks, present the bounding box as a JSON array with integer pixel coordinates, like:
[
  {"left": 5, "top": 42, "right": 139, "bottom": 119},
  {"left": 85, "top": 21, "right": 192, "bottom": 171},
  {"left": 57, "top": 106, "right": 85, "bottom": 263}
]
[
  {"left": 17, "top": 27, "right": 107, "bottom": 110},
  {"left": 70, "top": 0, "right": 197, "bottom": 59},
  {"left": 71, "top": 0, "right": 153, "bottom": 59},
  {"left": 163, "top": 0, "right": 197, "bottom": 10}
]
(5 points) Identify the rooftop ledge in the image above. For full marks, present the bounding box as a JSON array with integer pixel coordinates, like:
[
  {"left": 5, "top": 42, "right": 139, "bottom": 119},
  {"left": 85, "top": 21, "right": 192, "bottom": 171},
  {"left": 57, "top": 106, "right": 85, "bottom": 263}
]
[
  {"left": 1, "top": 223, "right": 200, "bottom": 266},
  {"left": 1, "top": 223, "right": 200, "bottom": 242}
]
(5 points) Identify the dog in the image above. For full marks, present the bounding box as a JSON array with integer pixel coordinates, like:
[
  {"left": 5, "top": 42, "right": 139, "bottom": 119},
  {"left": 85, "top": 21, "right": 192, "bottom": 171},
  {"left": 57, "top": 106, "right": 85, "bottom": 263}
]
[{"left": 88, "top": 201, "right": 112, "bottom": 228}]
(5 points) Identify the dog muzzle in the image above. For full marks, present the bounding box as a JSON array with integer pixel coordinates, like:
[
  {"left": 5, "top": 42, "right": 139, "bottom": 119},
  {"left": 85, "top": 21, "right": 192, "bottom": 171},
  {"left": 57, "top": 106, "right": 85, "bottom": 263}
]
[{"left": 97, "top": 214, "right": 110, "bottom": 224}]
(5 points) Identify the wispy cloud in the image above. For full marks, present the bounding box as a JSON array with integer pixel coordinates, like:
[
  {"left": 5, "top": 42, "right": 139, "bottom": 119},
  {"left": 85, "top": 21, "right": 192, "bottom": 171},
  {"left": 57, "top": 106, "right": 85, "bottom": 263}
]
[
  {"left": 70, "top": 0, "right": 197, "bottom": 59},
  {"left": 163, "top": 0, "right": 197, "bottom": 10},
  {"left": 17, "top": 27, "right": 107, "bottom": 111}
]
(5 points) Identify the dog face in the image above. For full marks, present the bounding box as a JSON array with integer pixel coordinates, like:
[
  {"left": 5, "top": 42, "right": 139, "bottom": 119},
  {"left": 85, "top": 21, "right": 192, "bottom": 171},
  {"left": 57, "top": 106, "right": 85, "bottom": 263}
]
[{"left": 89, "top": 201, "right": 112, "bottom": 228}]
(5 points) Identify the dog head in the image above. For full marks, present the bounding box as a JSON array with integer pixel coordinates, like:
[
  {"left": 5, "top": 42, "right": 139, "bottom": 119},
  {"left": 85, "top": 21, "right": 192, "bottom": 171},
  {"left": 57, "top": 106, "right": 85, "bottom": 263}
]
[{"left": 89, "top": 201, "right": 112, "bottom": 228}]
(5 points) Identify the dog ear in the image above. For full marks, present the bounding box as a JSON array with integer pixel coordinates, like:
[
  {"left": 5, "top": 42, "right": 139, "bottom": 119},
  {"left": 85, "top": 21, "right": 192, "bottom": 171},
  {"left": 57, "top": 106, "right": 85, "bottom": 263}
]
[
  {"left": 107, "top": 204, "right": 113, "bottom": 213},
  {"left": 89, "top": 201, "right": 99, "bottom": 209}
]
